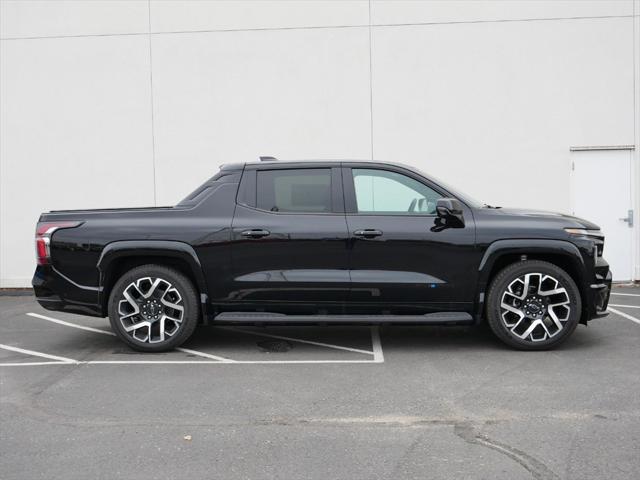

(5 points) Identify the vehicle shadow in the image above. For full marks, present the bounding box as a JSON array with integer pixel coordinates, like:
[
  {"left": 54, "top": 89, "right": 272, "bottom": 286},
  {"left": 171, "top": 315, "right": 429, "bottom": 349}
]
[{"left": 191, "top": 322, "right": 606, "bottom": 354}]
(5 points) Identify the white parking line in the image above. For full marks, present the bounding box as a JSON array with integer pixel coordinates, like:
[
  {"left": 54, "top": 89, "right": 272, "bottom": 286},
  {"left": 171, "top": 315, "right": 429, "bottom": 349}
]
[
  {"left": 87, "top": 359, "right": 379, "bottom": 365},
  {"left": 0, "top": 361, "right": 73, "bottom": 367},
  {"left": 176, "top": 347, "right": 235, "bottom": 363},
  {"left": 0, "top": 343, "right": 77, "bottom": 364},
  {"left": 2, "top": 312, "right": 383, "bottom": 367},
  {"left": 610, "top": 292, "right": 640, "bottom": 297},
  {"left": 609, "top": 304, "right": 640, "bottom": 309},
  {"left": 371, "top": 326, "right": 384, "bottom": 363},
  {"left": 608, "top": 307, "right": 640, "bottom": 326},
  {"left": 1, "top": 359, "right": 382, "bottom": 367},
  {"left": 219, "top": 326, "right": 376, "bottom": 356},
  {"left": 27, "top": 312, "right": 115, "bottom": 336},
  {"left": 26, "top": 312, "right": 234, "bottom": 362}
]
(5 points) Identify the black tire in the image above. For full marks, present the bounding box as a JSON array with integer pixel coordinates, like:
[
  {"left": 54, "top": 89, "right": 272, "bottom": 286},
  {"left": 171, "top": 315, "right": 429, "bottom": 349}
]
[
  {"left": 486, "top": 260, "right": 581, "bottom": 350},
  {"left": 108, "top": 264, "right": 199, "bottom": 352}
]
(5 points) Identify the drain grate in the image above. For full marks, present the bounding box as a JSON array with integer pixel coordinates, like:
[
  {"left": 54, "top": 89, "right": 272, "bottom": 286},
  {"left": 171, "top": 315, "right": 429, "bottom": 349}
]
[{"left": 257, "top": 339, "right": 293, "bottom": 353}]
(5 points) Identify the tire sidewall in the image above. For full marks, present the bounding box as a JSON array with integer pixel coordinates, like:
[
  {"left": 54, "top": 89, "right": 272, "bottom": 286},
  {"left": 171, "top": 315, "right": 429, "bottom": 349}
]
[
  {"left": 486, "top": 261, "right": 581, "bottom": 350},
  {"left": 108, "top": 265, "right": 199, "bottom": 352}
]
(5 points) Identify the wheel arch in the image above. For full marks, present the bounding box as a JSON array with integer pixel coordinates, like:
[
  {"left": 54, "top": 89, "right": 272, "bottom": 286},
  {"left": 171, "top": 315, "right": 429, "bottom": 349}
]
[
  {"left": 476, "top": 239, "right": 589, "bottom": 324},
  {"left": 97, "top": 241, "right": 208, "bottom": 320}
]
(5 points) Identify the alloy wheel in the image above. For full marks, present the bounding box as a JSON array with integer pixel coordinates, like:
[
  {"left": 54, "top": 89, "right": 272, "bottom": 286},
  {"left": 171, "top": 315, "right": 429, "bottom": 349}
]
[
  {"left": 117, "top": 277, "right": 184, "bottom": 343},
  {"left": 499, "top": 272, "right": 571, "bottom": 342}
]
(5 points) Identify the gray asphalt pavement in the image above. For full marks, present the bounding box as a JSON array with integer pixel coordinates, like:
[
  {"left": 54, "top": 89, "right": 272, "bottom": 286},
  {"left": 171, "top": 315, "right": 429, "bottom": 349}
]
[{"left": 1, "top": 286, "right": 639, "bottom": 480}]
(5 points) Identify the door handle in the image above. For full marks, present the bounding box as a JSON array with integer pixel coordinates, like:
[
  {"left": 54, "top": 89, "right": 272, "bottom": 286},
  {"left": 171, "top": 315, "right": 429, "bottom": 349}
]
[
  {"left": 353, "top": 229, "right": 383, "bottom": 238},
  {"left": 619, "top": 210, "right": 633, "bottom": 227},
  {"left": 241, "top": 229, "right": 270, "bottom": 238}
]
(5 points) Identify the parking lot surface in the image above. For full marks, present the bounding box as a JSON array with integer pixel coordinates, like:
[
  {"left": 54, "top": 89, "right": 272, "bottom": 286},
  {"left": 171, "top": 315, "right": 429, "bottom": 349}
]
[{"left": 1, "top": 287, "right": 639, "bottom": 480}]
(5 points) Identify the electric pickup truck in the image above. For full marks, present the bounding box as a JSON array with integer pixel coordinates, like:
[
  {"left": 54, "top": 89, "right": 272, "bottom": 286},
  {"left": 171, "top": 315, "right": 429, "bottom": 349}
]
[{"left": 32, "top": 158, "right": 612, "bottom": 351}]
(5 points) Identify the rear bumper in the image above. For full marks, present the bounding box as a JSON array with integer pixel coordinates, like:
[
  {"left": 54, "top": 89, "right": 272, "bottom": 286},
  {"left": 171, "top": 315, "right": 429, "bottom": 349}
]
[{"left": 32, "top": 265, "right": 104, "bottom": 317}]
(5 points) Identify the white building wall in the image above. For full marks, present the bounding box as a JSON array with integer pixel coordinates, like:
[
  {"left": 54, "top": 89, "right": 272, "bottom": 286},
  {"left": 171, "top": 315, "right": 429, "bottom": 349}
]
[{"left": 1, "top": 0, "right": 638, "bottom": 287}]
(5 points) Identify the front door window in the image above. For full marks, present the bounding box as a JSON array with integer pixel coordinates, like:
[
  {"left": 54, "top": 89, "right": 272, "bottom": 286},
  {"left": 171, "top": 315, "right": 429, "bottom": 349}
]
[{"left": 352, "top": 168, "right": 442, "bottom": 215}]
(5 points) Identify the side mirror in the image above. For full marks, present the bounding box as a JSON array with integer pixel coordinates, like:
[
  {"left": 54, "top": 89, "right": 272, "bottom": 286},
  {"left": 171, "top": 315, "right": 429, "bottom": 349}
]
[{"left": 436, "top": 198, "right": 465, "bottom": 226}]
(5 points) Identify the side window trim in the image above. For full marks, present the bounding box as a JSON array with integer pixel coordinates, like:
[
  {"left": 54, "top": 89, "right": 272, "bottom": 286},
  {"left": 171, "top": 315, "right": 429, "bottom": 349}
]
[
  {"left": 342, "top": 166, "right": 446, "bottom": 216},
  {"left": 342, "top": 166, "right": 358, "bottom": 214},
  {"left": 236, "top": 168, "right": 257, "bottom": 207}
]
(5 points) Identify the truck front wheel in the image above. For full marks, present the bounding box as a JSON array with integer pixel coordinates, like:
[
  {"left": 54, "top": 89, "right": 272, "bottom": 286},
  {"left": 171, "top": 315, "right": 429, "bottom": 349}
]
[
  {"left": 107, "top": 264, "right": 199, "bottom": 352},
  {"left": 486, "top": 260, "right": 582, "bottom": 350}
]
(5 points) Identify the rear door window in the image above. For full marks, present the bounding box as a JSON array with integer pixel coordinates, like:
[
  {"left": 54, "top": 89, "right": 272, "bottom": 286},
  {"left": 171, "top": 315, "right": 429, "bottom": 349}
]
[{"left": 257, "top": 169, "right": 333, "bottom": 213}]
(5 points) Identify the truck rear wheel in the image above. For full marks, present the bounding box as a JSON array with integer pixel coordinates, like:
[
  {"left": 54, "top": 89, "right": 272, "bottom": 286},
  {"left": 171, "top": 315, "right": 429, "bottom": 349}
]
[
  {"left": 486, "top": 260, "right": 581, "bottom": 350},
  {"left": 107, "top": 264, "right": 199, "bottom": 352}
]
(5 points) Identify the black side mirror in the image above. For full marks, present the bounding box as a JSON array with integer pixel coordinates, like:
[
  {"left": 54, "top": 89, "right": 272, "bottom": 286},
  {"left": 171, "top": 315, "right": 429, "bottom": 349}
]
[{"left": 436, "top": 198, "right": 465, "bottom": 226}]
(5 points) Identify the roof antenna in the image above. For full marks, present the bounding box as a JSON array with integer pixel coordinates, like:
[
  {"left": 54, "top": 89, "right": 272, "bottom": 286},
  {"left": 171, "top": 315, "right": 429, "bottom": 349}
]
[{"left": 259, "top": 156, "right": 278, "bottom": 162}]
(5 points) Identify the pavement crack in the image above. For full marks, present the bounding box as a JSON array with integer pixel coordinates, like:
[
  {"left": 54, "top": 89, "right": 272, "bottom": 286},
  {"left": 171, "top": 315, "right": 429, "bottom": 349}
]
[{"left": 454, "top": 422, "right": 560, "bottom": 480}]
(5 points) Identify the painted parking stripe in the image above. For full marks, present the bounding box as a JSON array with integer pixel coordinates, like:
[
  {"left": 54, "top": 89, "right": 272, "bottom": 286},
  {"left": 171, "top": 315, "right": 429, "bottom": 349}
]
[
  {"left": 0, "top": 343, "right": 78, "bottom": 364},
  {"left": 26, "top": 312, "right": 234, "bottom": 362},
  {"left": 17, "top": 312, "right": 383, "bottom": 366},
  {"left": 610, "top": 292, "right": 640, "bottom": 297},
  {"left": 176, "top": 347, "right": 235, "bottom": 363},
  {"left": 27, "top": 312, "right": 115, "bottom": 336},
  {"left": 1, "top": 359, "right": 381, "bottom": 367},
  {"left": 609, "top": 304, "right": 640, "bottom": 309},
  {"left": 0, "top": 361, "right": 74, "bottom": 367},
  {"left": 608, "top": 307, "right": 640, "bottom": 326},
  {"left": 371, "top": 326, "right": 384, "bottom": 363},
  {"left": 219, "top": 326, "right": 375, "bottom": 356}
]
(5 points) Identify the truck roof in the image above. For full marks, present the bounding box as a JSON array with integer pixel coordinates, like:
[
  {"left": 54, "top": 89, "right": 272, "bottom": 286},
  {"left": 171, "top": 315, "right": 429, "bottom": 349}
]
[{"left": 221, "top": 159, "right": 413, "bottom": 171}]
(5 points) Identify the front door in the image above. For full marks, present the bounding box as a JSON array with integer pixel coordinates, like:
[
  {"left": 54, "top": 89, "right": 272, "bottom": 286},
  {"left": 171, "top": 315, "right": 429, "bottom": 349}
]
[
  {"left": 571, "top": 149, "right": 634, "bottom": 281},
  {"left": 342, "top": 165, "right": 477, "bottom": 314},
  {"left": 228, "top": 165, "right": 350, "bottom": 312}
]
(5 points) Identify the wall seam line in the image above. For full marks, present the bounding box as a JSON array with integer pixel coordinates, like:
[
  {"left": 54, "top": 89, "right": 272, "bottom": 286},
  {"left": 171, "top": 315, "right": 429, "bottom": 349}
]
[
  {"left": 148, "top": 0, "right": 157, "bottom": 206},
  {"left": 1, "top": 14, "right": 637, "bottom": 42},
  {"left": 368, "top": 0, "right": 374, "bottom": 161}
]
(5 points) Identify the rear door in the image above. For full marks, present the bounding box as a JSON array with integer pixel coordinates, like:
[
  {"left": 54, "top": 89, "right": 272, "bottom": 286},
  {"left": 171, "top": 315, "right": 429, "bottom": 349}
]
[
  {"left": 342, "top": 164, "right": 477, "bottom": 313},
  {"left": 228, "top": 163, "right": 350, "bottom": 311}
]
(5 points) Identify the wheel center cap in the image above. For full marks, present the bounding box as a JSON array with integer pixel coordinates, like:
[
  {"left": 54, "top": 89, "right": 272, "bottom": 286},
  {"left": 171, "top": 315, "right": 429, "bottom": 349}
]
[
  {"left": 141, "top": 299, "right": 161, "bottom": 321},
  {"left": 523, "top": 295, "right": 546, "bottom": 317}
]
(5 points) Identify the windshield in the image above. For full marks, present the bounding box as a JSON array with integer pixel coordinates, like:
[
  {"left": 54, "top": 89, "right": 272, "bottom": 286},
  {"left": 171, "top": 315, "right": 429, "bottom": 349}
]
[{"left": 406, "top": 165, "right": 485, "bottom": 208}]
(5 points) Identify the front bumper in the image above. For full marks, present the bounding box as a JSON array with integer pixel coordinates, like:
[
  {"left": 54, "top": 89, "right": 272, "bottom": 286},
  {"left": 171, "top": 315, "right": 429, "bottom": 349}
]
[
  {"left": 32, "top": 265, "right": 104, "bottom": 317},
  {"left": 587, "top": 266, "right": 612, "bottom": 320}
]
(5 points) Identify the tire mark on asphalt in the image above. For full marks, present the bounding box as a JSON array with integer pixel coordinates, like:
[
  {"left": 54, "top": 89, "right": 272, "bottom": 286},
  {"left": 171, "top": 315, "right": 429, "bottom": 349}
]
[
  {"left": 390, "top": 432, "right": 426, "bottom": 479},
  {"left": 454, "top": 422, "right": 560, "bottom": 480}
]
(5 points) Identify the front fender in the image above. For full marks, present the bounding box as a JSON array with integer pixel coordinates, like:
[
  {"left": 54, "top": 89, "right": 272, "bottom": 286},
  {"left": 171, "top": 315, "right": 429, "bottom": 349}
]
[{"left": 475, "top": 239, "right": 588, "bottom": 322}]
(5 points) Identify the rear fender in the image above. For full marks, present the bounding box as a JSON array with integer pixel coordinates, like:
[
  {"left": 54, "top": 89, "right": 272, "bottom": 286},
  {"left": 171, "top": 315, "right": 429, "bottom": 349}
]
[{"left": 97, "top": 240, "right": 208, "bottom": 321}]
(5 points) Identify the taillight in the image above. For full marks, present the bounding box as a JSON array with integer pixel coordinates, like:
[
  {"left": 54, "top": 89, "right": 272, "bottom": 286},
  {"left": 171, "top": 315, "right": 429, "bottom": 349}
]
[{"left": 35, "top": 221, "right": 81, "bottom": 265}]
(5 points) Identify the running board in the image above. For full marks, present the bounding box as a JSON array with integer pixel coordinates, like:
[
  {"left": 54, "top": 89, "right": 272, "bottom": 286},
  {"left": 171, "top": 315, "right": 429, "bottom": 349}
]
[{"left": 213, "top": 312, "right": 473, "bottom": 324}]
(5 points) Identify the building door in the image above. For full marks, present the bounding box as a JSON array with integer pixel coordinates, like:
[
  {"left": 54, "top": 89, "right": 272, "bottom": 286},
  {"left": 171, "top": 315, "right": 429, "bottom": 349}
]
[{"left": 571, "top": 148, "right": 634, "bottom": 281}]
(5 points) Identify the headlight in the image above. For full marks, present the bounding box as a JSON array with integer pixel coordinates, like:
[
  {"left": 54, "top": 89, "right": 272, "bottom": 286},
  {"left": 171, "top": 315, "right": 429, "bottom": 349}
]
[{"left": 564, "top": 228, "right": 604, "bottom": 239}]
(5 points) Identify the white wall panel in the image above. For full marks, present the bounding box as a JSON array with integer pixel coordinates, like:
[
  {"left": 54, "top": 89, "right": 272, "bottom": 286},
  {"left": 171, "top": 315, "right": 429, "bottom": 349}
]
[
  {"left": 150, "top": 0, "right": 368, "bottom": 33},
  {"left": 0, "top": 36, "right": 154, "bottom": 287},
  {"left": 0, "top": 0, "right": 148, "bottom": 39},
  {"left": 151, "top": 27, "right": 371, "bottom": 205},
  {"left": 371, "top": 17, "right": 634, "bottom": 212},
  {"left": 371, "top": 0, "right": 633, "bottom": 25}
]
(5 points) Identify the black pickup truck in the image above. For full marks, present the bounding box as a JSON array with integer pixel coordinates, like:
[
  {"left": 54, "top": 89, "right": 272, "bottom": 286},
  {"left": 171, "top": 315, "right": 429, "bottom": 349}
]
[{"left": 33, "top": 159, "right": 611, "bottom": 351}]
